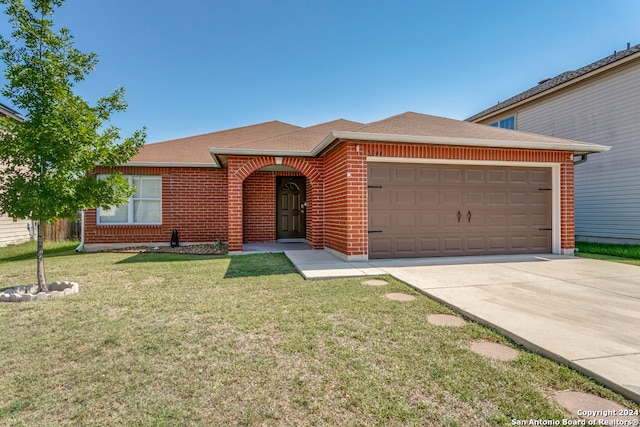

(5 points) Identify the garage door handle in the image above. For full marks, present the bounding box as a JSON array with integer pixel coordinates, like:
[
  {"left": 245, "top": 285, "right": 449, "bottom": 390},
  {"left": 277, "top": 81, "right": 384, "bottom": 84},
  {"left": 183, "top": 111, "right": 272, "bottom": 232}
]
[
  {"left": 368, "top": 230, "right": 383, "bottom": 233},
  {"left": 457, "top": 211, "right": 461, "bottom": 223},
  {"left": 467, "top": 210, "right": 472, "bottom": 223}
]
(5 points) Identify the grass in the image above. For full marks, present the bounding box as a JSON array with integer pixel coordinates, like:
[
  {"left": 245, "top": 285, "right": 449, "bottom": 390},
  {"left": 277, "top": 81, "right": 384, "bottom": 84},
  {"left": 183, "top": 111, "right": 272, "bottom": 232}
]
[
  {"left": 1, "top": 242, "right": 638, "bottom": 426},
  {"left": 576, "top": 241, "right": 640, "bottom": 266}
]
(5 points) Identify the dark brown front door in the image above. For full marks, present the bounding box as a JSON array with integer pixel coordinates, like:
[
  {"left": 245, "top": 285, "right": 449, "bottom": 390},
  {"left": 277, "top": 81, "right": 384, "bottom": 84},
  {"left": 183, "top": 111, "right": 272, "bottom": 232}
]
[{"left": 276, "top": 177, "right": 306, "bottom": 239}]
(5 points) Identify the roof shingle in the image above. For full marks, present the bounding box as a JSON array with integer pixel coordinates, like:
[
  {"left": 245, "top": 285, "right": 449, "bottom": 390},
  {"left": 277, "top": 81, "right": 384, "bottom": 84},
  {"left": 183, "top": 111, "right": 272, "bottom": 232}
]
[{"left": 466, "top": 43, "right": 640, "bottom": 122}]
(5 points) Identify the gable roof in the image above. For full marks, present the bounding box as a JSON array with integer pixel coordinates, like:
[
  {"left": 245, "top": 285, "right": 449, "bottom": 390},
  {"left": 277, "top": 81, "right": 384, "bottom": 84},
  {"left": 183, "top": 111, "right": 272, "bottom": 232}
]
[
  {"left": 467, "top": 42, "right": 640, "bottom": 122},
  {"left": 126, "top": 112, "right": 609, "bottom": 167}
]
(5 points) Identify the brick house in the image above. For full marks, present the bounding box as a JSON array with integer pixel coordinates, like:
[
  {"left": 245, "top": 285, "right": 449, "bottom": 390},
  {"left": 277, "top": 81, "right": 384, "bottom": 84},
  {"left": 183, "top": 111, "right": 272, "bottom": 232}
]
[{"left": 84, "top": 112, "right": 608, "bottom": 260}]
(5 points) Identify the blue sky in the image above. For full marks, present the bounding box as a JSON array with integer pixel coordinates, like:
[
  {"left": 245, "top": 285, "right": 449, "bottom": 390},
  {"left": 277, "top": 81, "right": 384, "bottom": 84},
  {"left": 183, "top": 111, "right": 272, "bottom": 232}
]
[{"left": 1, "top": 0, "right": 639, "bottom": 143}]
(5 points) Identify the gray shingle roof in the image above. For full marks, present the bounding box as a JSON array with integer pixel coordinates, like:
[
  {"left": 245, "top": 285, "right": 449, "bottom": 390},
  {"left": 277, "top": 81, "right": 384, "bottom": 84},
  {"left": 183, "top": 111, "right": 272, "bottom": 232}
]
[{"left": 466, "top": 43, "right": 640, "bottom": 122}]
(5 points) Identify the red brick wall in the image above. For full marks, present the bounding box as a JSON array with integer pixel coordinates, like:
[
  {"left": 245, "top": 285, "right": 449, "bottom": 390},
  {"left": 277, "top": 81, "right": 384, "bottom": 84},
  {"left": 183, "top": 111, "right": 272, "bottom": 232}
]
[
  {"left": 243, "top": 172, "right": 276, "bottom": 242},
  {"left": 85, "top": 166, "right": 228, "bottom": 245},
  {"left": 321, "top": 143, "right": 368, "bottom": 257}
]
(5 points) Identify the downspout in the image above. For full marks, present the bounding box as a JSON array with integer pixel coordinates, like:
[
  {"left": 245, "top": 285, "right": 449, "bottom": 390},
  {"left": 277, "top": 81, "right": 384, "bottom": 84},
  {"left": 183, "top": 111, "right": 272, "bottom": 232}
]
[
  {"left": 574, "top": 154, "right": 588, "bottom": 165},
  {"left": 75, "top": 210, "right": 84, "bottom": 252}
]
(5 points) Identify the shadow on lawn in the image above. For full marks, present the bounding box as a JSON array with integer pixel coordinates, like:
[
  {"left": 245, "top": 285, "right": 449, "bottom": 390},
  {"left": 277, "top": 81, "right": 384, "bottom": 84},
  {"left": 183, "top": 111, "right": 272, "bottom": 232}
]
[
  {"left": 223, "top": 253, "right": 298, "bottom": 279},
  {"left": 0, "top": 247, "right": 79, "bottom": 263},
  {"left": 113, "top": 252, "right": 298, "bottom": 279},
  {"left": 115, "top": 252, "right": 224, "bottom": 264}
]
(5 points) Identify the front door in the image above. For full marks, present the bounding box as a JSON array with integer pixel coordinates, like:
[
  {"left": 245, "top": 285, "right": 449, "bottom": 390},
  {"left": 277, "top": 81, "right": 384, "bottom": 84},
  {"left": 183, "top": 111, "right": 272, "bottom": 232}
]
[{"left": 276, "top": 176, "right": 306, "bottom": 239}]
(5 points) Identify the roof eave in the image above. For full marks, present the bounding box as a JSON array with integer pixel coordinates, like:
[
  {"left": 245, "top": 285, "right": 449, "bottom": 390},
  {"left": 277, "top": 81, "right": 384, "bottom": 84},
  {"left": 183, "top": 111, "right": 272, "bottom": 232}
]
[
  {"left": 121, "top": 161, "right": 220, "bottom": 168},
  {"left": 322, "top": 131, "right": 611, "bottom": 155},
  {"left": 209, "top": 131, "right": 610, "bottom": 158},
  {"left": 208, "top": 148, "right": 314, "bottom": 157}
]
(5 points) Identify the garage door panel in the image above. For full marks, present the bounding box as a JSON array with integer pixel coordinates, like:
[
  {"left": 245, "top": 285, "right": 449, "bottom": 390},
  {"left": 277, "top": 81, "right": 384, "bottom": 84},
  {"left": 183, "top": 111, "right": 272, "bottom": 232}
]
[
  {"left": 395, "top": 213, "right": 416, "bottom": 229},
  {"left": 487, "top": 169, "right": 507, "bottom": 183},
  {"left": 465, "top": 191, "right": 485, "bottom": 205},
  {"left": 418, "top": 167, "right": 439, "bottom": 183},
  {"left": 368, "top": 163, "right": 552, "bottom": 258},
  {"left": 394, "top": 167, "right": 416, "bottom": 183},
  {"left": 419, "top": 213, "right": 439, "bottom": 228},
  {"left": 487, "top": 192, "right": 507, "bottom": 205},
  {"left": 368, "top": 188, "right": 391, "bottom": 208},
  {"left": 395, "top": 238, "right": 416, "bottom": 254},
  {"left": 394, "top": 189, "right": 415, "bottom": 205},
  {"left": 465, "top": 169, "right": 484, "bottom": 184},
  {"left": 510, "top": 192, "right": 527, "bottom": 205},
  {"left": 531, "top": 169, "right": 550, "bottom": 184},
  {"left": 419, "top": 190, "right": 438, "bottom": 205},
  {"left": 369, "top": 213, "right": 391, "bottom": 229},
  {"left": 419, "top": 238, "right": 440, "bottom": 253},
  {"left": 531, "top": 192, "right": 550, "bottom": 206},
  {"left": 369, "top": 165, "right": 390, "bottom": 183},
  {"left": 442, "top": 238, "right": 464, "bottom": 253},
  {"left": 441, "top": 190, "right": 463, "bottom": 206},
  {"left": 443, "top": 168, "right": 463, "bottom": 184}
]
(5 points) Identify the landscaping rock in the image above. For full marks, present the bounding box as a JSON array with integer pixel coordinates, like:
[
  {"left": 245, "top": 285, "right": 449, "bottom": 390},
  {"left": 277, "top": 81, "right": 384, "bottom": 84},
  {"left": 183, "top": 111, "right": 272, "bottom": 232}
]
[
  {"left": 470, "top": 341, "right": 519, "bottom": 361},
  {"left": 427, "top": 314, "right": 466, "bottom": 327},
  {"left": 555, "top": 391, "right": 638, "bottom": 422},
  {"left": 1, "top": 281, "right": 79, "bottom": 303},
  {"left": 35, "top": 292, "right": 50, "bottom": 301},
  {"left": 384, "top": 293, "right": 417, "bottom": 301}
]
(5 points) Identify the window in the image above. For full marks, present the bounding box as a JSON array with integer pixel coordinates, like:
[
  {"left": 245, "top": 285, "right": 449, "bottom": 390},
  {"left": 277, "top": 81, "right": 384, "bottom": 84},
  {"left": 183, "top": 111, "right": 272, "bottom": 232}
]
[
  {"left": 489, "top": 115, "right": 515, "bottom": 130},
  {"left": 97, "top": 175, "right": 162, "bottom": 224}
]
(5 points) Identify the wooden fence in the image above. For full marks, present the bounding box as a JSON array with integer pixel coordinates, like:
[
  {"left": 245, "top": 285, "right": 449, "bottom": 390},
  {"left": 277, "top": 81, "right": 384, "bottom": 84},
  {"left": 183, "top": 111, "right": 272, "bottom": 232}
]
[{"left": 43, "top": 219, "right": 81, "bottom": 242}]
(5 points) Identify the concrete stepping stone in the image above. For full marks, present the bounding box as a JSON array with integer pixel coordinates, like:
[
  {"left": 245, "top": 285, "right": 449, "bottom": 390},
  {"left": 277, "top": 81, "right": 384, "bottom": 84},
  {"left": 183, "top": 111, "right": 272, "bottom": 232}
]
[
  {"left": 470, "top": 341, "right": 519, "bottom": 361},
  {"left": 362, "top": 279, "right": 389, "bottom": 286},
  {"left": 384, "top": 293, "right": 416, "bottom": 301},
  {"left": 555, "top": 391, "right": 639, "bottom": 422},
  {"left": 427, "top": 314, "right": 466, "bottom": 327}
]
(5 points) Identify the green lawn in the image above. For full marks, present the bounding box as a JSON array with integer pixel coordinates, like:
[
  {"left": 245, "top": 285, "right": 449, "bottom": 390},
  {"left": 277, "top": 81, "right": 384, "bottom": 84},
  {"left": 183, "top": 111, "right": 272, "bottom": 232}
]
[
  {"left": 1, "top": 242, "right": 637, "bottom": 426},
  {"left": 576, "top": 241, "right": 640, "bottom": 266}
]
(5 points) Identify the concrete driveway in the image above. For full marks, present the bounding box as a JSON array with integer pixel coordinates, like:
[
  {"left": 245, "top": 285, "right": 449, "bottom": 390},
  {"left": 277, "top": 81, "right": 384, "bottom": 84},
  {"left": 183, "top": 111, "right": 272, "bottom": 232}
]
[{"left": 285, "top": 251, "right": 640, "bottom": 403}]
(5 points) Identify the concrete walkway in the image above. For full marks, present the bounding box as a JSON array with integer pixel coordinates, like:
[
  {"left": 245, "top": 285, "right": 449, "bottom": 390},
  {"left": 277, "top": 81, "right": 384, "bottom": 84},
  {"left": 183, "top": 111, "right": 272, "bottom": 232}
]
[{"left": 284, "top": 250, "right": 640, "bottom": 404}]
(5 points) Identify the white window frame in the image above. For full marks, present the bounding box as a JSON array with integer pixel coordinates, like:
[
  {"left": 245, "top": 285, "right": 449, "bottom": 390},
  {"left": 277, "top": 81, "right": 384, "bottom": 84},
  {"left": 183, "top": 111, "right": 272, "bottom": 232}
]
[{"left": 97, "top": 175, "right": 162, "bottom": 225}]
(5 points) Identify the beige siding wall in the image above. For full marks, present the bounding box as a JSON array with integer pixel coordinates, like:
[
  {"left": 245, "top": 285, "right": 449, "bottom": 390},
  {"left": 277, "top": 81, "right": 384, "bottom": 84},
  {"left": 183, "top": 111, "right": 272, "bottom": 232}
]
[
  {"left": 0, "top": 214, "right": 31, "bottom": 247},
  {"left": 516, "top": 61, "right": 640, "bottom": 243}
]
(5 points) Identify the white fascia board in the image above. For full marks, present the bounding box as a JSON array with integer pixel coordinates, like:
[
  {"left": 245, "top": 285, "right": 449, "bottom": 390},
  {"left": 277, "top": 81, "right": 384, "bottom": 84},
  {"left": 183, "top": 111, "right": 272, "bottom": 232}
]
[
  {"left": 323, "top": 131, "right": 611, "bottom": 154},
  {"left": 122, "top": 162, "right": 220, "bottom": 168},
  {"left": 206, "top": 130, "right": 610, "bottom": 159},
  {"left": 208, "top": 148, "right": 313, "bottom": 157}
]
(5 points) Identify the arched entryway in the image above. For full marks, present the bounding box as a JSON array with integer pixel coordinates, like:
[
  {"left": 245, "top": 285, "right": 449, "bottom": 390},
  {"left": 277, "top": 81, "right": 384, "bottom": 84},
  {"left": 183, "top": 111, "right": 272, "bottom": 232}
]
[{"left": 227, "top": 156, "right": 322, "bottom": 252}]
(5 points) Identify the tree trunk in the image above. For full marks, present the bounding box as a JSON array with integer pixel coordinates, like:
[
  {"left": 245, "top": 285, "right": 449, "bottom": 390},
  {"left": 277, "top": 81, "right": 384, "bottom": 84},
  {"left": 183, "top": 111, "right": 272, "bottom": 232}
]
[{"left": 36, "top": 220, "right": 48, "bottom": 292}]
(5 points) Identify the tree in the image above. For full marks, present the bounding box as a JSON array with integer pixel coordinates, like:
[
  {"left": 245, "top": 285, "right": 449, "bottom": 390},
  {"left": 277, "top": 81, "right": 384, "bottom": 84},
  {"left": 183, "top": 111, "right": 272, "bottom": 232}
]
[{"left": 0, "top": 0, "right": 146, "bottom": 292}]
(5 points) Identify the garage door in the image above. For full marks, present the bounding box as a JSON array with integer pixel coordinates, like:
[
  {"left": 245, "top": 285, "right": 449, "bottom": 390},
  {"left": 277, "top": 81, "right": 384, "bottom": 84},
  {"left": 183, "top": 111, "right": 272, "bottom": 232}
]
[{"left": 368, "top": 163, "right": 552, "bottom": 258}]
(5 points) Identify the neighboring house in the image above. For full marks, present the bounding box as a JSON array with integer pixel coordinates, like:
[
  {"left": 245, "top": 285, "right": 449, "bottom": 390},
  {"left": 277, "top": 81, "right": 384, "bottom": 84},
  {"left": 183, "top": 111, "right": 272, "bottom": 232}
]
[
  {"left": 467, "top": 42, "right": 640, "bottom": 244},
  {"left": 0, "top": 102, "right": 32, "bottom": 247},
  {"left": 84, "top": 112, "right": 608, "bottom": 260}
]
